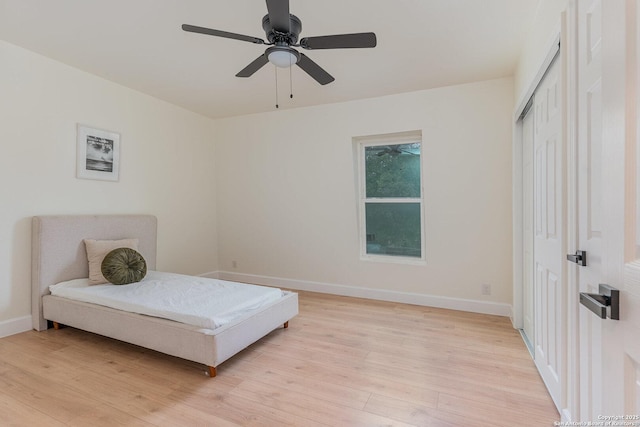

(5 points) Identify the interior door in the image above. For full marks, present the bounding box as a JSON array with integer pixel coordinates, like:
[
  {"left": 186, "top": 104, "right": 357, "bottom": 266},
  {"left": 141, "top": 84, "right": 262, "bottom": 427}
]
[
  {"left": 533, "top": 56, "right": 565, "bottom": 411},
  {"left": 575, "top": 0, "right": 604, "bottom": 420},
  {"left": 574, "top": 0, "right": 640, "bottom": 420}
]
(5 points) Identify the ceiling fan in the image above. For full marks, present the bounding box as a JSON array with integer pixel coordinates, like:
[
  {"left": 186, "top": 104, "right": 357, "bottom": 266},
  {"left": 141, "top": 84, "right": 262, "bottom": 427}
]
[{"left": 182, "top": 0, "right": 377, "bottom": 85}]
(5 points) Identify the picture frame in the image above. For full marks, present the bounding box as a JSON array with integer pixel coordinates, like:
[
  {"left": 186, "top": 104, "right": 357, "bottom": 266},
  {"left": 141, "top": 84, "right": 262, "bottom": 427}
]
[{"left": 76, "top": 124, "right": 120, "bottom": 181}]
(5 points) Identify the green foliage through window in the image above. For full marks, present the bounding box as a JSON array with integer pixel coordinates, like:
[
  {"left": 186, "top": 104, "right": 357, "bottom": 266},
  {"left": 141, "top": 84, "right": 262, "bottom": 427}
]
[
  {"left": 365, "top": 203, "right": 421, "bottom": 257},
  {"left": 365, "top": 143, "right": 421, "bottom": 198},
  {"left": 362, "top": 142, "right": 422, "bottom": 259}
]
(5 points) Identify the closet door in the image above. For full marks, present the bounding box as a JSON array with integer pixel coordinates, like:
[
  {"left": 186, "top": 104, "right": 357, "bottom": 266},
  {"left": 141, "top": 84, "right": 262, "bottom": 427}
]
[{"left": 532, "top": 56, "right": 565, "bottom": 411}]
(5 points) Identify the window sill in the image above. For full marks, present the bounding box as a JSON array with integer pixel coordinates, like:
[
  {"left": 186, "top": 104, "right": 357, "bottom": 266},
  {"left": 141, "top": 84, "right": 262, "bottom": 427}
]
[{"left": 360, "top": 254, "right": 426, "bottom": 266}]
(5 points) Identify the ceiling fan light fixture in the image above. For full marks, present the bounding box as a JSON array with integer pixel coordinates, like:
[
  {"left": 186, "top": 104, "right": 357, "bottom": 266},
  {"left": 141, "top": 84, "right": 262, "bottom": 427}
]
[{"left": 267, "top": 47, "right": 299, "bottom": 68}]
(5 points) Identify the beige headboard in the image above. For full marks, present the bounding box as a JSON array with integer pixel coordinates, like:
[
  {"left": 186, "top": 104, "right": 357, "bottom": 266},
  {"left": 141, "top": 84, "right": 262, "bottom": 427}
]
[{"left": 31, "top": 215, "right": 157, "bottom": 331}]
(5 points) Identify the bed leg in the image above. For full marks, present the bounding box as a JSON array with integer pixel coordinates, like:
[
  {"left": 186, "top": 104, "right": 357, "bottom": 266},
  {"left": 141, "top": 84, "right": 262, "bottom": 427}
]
[
  {"left": 283, "top": 321, "right": 289, "bottom": 329},
  {"left": 53, "top": 322, "right": 61, "bottom": 330},
  {"left": 207, "top": 366, "right": 217, "bottom": 378}
]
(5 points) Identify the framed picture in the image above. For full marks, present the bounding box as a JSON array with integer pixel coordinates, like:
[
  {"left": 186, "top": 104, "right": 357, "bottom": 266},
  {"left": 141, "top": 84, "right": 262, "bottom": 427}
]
[{"left": 76, "top": 124, "right": 120, "bottom": 181}]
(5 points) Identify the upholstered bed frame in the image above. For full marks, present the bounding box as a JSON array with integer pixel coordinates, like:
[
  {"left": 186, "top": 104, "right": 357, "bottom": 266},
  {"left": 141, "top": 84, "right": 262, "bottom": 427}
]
[{"left": 31, "top": 214, "right": 298, "bottom": 377}]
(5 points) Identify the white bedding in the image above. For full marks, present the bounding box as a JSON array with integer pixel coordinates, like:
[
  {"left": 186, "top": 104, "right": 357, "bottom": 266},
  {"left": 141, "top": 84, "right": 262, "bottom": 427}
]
[{"left": 49, "top": 271, "right": 284, "bottom": 330}]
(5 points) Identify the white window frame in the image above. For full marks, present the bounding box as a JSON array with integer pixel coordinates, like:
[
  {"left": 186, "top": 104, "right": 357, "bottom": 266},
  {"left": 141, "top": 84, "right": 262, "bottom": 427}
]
[{"left": 354, "top": 130, "right": 426, "bottom": 264}]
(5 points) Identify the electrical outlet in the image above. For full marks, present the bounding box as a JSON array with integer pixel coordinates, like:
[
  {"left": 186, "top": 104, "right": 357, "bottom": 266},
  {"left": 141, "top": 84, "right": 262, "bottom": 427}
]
[
  {"left": 481, "top": 283, "right": 491, "bottom": 295},
  {"left": 232, "top": 260, "right": 237, "bottom": 269}
]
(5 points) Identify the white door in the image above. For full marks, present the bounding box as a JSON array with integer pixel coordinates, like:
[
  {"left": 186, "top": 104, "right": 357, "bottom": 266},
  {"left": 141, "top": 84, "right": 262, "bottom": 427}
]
[
  {"left": 533, "top": 56, "right": 565, "bottom": 411},
  {"left": 574, "top": 0, "right": 640, "bottom": 420},
  {"left": 575, "top": 0, "right": 604, "bottom": 420},
  {"left": 522, "top": 103, "right": 535, "bottom": 347}
]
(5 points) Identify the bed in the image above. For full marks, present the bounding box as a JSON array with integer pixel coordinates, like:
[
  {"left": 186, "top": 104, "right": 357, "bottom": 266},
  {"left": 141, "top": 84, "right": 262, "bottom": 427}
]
[{"left": 31, "top": 214, "right": 298, "bottom": 377}]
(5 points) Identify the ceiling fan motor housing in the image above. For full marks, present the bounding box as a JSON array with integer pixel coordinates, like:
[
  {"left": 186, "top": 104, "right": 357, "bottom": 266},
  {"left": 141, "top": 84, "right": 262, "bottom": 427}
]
[{"left": 262, "top": 14, "right": 301, "bottom": 45}]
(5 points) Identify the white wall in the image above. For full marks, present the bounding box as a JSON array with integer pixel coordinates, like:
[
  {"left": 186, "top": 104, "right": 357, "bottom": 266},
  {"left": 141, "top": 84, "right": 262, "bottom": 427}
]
[
  {"left": 0, "top": 41, "right": 218, "bottom": 332},
  {"left": 215, "top": 78, "right": 514, "bottom": 313},
  {"left": 0, "top": 40, "right": 517, "bottom": 333}
]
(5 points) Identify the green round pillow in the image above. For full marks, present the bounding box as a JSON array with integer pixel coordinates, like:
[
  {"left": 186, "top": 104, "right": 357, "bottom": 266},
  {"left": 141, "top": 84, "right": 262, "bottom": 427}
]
[{"left": 101, "top": 247, "right": 147, "bottom": 285}]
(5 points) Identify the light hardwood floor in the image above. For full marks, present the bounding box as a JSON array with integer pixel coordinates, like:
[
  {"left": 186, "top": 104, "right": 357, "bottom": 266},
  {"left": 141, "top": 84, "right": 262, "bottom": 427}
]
[{"left": 0, "top": 291, "right": 559, "bottom": 426}]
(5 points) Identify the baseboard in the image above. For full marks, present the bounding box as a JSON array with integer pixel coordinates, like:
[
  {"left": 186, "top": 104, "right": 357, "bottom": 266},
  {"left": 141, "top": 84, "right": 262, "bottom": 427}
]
[
  {"left": 215, "top": 271, "right": 512, "bottom": 317},
  {"left": 199, "top": 271, "right": 220, "bottom": 279},
  {"left": 0, "top": 315, "right": 32, "bottom": 338}
]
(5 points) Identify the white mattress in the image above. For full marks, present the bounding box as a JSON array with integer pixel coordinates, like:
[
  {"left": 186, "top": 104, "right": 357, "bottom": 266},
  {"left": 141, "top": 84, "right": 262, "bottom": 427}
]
[{"left": 49, "top": 271, "right": 284, "bottom": 330}]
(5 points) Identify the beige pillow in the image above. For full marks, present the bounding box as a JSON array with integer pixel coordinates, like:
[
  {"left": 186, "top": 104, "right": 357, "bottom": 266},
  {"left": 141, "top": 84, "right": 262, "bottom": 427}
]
[{"left": 84, "top": 238, "right": 139, "bottom": 285}]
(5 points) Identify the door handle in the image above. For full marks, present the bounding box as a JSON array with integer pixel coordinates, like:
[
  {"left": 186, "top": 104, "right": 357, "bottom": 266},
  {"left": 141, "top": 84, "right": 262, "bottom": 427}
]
[
  {"left": 567, "top": 250, "right": 587, "bottom": 266},
  {"left": 579, "top": 284, "right": 620, "bottom": 320}
]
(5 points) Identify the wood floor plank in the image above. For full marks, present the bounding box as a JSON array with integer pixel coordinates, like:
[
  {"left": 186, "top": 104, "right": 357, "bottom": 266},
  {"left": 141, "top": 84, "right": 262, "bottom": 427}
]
[
  {"left": 0, "top": 366, "right": 121, "bottom": 424},
  {"left": 0, "top": 291, "right": 559, "bottom": 426},
  {"left": 230, "top": 379, "right": 416, "bottom": 427},
  {"left": 437, "top": 393, "right": 558, "bottom": 427},
  {"left": 224, "top": 357, "right": 373, "bottom": 410},
  {"left": 364, "top": 392, "right": 499, "bottom": 427},
  {"left": 0, "top": 392, "right": 67, "bottom": 427},
  {"left": 249, "top": 351, "right": 443, "bottom": 409}
]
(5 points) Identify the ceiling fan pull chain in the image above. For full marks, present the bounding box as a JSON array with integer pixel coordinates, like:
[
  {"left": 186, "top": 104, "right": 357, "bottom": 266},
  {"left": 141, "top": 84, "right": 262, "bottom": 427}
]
[
  {"left": 289, "top": 56, "right": 294, "bottom": 99},
  {"left": 275, "top": 66, "right": 279, "bottom": 109}
]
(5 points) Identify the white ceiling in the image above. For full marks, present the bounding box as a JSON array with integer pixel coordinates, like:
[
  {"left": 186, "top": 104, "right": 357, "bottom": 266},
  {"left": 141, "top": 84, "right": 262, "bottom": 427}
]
[{"left": 0, "top": 0, "right": 541, "bottom": 119}]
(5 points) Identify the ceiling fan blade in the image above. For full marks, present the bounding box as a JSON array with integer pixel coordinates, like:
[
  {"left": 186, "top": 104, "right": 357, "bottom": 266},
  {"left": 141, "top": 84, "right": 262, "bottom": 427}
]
[
  {"left": 296, "top": 53, "right": 334, "bottom": 85},
  {"left": 300, "top": 32, "right": 377, "bottom": 50},
  {"left": 236, "top": 54, "right": 269, "bottom": 78},
  {"left": 182, "top": 24, "right": 264, "bottom": 45},
  {"left": 265, "top": 0, "right": 290, "bottom": 32}
]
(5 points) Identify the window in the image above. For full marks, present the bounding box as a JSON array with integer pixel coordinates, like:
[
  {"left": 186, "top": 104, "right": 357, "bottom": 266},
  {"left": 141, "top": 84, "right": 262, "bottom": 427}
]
[{"left": 355, "top": 130, "right": 424, "bottom": 262}]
